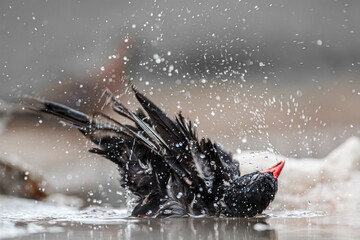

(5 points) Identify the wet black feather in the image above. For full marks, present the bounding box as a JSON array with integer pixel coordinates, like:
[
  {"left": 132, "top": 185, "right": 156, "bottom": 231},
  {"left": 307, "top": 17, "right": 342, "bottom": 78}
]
[{"left": 26, "top": 87, "right": 279, "bottom": 218}]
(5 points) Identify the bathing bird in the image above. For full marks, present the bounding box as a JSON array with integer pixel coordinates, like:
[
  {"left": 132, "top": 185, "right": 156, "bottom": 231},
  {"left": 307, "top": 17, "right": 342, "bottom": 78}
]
[{"left": 27, "top": 86, "right": 284, "bottom": 218}]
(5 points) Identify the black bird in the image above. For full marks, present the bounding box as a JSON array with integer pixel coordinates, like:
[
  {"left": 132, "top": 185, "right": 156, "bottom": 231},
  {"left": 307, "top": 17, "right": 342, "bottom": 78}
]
[{"left": 27, "top": 86, "right": 285, "bottom": 218}]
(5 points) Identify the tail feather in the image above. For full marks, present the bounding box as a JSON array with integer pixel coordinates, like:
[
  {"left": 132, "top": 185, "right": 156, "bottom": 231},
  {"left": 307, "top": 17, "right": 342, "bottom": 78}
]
[
  {"left": 25, "top": 97, "right": 165, "bottom": 200},
  {"left": 27, "top": 98, "right": 90, "bottom": 128}
]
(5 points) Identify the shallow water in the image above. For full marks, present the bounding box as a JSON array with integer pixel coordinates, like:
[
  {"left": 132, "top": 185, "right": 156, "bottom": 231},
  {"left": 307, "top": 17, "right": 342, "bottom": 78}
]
[{"left": 1, "top": 197, "right": 359, "bottom": 240}]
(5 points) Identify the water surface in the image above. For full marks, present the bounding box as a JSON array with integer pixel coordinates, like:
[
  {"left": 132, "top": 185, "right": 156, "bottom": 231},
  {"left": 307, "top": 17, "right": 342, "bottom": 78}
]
[{"left": 1, "top": 197, "right": 359, "bottom": 240}]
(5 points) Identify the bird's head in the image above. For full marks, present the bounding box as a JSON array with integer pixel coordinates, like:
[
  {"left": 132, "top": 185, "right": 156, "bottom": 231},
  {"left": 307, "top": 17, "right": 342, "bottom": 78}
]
[{"left": 224, "top": 161, "right": 285, "bottom": 217}]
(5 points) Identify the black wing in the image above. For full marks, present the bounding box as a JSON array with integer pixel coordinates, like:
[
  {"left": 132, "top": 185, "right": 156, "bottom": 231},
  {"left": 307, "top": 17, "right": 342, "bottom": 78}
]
[
  {"left": 26, "top": 98, "right": 170, "bottom": 197},
  {"left": 26, "top": 87, "right": 241, "bottom": 217},
  {"left": 131, "top": 87, "right": 241, "bottom": 216}
]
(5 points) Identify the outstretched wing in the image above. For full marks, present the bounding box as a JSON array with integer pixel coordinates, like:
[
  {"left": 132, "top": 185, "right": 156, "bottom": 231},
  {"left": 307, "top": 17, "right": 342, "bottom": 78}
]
[
  {"left": 26, "top": 98, "right": 170, "bottom": 200},
  {"left": 132, "top": 87, "right": 241, "bottom": 216},
  {"left": 26, "top": 87, "right": 241, "bottom": 217}
]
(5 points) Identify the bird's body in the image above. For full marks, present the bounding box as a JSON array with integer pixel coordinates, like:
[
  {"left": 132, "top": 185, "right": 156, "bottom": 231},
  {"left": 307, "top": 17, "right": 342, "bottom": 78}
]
[{"left": 28, "top": 86, "right": 284, "bottom": 218}]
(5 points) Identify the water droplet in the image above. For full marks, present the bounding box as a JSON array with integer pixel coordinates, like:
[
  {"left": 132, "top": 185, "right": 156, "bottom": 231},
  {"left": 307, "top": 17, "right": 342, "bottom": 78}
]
[{"left": 176, "top": 192, "right": 183, "bottom": 199}]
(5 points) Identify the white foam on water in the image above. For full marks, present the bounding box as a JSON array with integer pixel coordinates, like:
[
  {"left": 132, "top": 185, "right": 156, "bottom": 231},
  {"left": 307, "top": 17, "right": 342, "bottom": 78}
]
[
  {"left": 265, "top": 210, "right": 326, "bottom": 218},
  {"left": 0, "top": 196, "right": 130, "bottom": 239},
  {"left": 55, "top": 207, "right": 130, "bottom": 224}
]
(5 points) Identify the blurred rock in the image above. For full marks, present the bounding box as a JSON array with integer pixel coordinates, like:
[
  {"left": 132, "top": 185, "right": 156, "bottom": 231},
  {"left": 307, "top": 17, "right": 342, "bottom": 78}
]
[
  {"left": 0, "top": 149, "right": 84, "bottom": 207},
  {"left": 0, "top": 151, "right": 48, "bottom": 200}
]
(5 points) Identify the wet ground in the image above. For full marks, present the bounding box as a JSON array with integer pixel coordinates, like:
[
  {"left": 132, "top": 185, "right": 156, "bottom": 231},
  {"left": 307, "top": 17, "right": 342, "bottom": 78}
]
[{"left": 0, "top": 196, "right": 359, "bottom": 240}]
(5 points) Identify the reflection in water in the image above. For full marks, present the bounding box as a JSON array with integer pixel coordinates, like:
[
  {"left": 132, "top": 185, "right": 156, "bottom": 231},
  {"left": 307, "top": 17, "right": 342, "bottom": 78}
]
[
  {"left": 22, "top": 218, "right": 276, "bottom": 240},
  {"left": 0, "top": 197, "right": 275, "bottom": 240},
  {"left": 2, "top": 197, "right": 360, "bottom": 240}
]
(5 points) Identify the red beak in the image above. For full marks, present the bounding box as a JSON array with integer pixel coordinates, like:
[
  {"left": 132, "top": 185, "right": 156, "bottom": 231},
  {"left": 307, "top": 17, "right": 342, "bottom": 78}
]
[{"left": 261, "top": 161, "right": 285, "bottom": 180}]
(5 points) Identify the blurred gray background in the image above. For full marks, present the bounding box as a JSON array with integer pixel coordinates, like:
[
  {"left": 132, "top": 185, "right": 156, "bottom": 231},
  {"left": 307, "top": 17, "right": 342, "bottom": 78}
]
[{"left": 1, "top": 0, "right": 360, "bottom": 97}]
